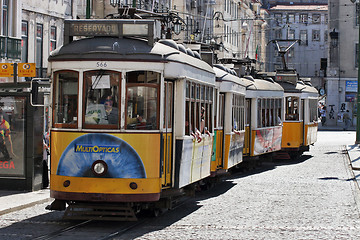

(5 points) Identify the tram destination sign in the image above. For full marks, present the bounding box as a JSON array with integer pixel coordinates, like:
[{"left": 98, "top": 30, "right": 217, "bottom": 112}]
[
  {"left": 70, "top": 22, "right": 119, "bottom": 36},
  {"left": 64, "top": 20, "right": 155, "bottom": 46}
]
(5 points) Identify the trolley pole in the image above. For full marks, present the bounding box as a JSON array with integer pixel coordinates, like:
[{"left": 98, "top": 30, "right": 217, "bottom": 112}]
[
  {"left": 356, "top": 1, "right": 360, "bottom": 143},
  {"left": 86, "top": 0, "right": 91, "bottom": 19}
]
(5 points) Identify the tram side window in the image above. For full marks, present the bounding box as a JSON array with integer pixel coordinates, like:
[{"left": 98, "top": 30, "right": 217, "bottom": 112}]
[
  {"left": 83, "top": 70, "right": 120, "bottom": 127},
  {"left": 232, "top": 94, "right": 245, "bottom": 131},
  {"left": 126, "top": 71, "right": 160, "bottom": 130},
  {"left": 54, "top": 71, "right": 78, "bottom": 127},
  {"left": 245, "top": 99, "right": 250, "bottom": 125},
  {"left": 309, "top": 99, "right": 318, "bottom": 122},
  {"left": 257, "top": 98, "right": 282, "bottom": 128},
  {"left": 219, "top": 94, "right": 225, "bottom": 128},
  {"left": 185, "top": 81, "right": 213, "bottom": 135},
  {"left": 285, "top": 96, "right": 299, "bottom": 121},
  {"left": 276, "top": 98, "right": 282, "bottom": 125}
]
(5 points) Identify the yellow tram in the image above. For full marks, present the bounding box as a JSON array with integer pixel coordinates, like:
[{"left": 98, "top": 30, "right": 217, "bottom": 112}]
[
  {"left": 241, "top": 76, "right": 284, "bottom": 159},
  {"left": 275, "top": 70, "right": 318, "bottom": 158},
  {"left": 47, "top": 20, "right": 216, "bottom": 219}
]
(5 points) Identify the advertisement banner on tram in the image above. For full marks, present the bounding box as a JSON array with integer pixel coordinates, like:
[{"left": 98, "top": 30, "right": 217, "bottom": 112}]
[{"left": 51, "top": 132, "right": 160, "bottom": 179}]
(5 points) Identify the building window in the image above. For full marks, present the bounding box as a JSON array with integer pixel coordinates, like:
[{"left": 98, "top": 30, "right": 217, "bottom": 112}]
[
  {"left": 36, "top": 24, "right": 43, "bottom": 77},
  {"left": 2, "top": 0, "right": 8, "bottom": 36},
  {"left": 357, "top": 4, "right": 360, "bottom": 26},
  {"left": 274, "top": 13, "right": 282, "bottom": 24},
  {"left": 300, "top": 30, "right": 308, "bottom": 45},
  {"left": 50, "top": 26, "right": 57, "bottom": 52},
  {"left": 287, "top": 14, "right": 295, "bottom": 24},
  {"left": 300, "top": 14, "right": 308, "bottom": 24},
  {"left": 356, "top": 43, "right": 359, "bottom": 68},
  {"left": 287, "top": 29, "right": 295, "bottom": 40},
  {"left": 21, "top": 21, "right": 28, "bottom": 62},
  {"left": 275, "top": 29, "right": 282, "bottom": 39},
  {"left": 312, "top": 14, "right": 321, "bottom": 24},
  {"left": 324, "top": 30, "right": 328, "bottom": 42},
  {"left": 312, "top": 30, "right": 320, "bottom": 41},
  {"left": 287, "top": 48, "right": 295, "bottom": 58}
]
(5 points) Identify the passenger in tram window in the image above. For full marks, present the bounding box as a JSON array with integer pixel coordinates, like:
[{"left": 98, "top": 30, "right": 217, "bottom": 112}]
[
  {"left": 200, "top": 106, "right": 205, "bottom": 133},
  {"left": 104, "top": 96, "right": 118, "bottom": 124},
  {"left": 136, "top": 114, "right": 147, "bottom": 129}
]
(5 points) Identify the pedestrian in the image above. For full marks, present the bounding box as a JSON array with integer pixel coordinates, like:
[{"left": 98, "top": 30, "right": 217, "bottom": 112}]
[
  {"left": 320, "top": 106, "right": 326, "bottom": 126},
  {"left": 343, "top": 110, "right": 351, "bottom": 130}
]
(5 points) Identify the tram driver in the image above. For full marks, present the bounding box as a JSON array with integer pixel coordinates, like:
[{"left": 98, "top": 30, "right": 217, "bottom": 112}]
[{"left": 103, "top": 96, "right": 118, "bottom": 124}]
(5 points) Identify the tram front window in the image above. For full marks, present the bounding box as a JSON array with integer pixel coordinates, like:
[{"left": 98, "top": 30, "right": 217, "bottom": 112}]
[
  {"left": 54, "top": 71, "right": 78, "bottom": 127},
  {"left": 126, "top": 71, "right": 160, "bottom": 130},
  {"left": 83, "top": 70, "right": 120, "bottom": 128}
]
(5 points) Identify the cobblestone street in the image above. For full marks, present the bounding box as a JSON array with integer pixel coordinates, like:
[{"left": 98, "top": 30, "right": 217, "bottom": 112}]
[{"left": 116, "top": 131, "right": 360, "bottom": 240}]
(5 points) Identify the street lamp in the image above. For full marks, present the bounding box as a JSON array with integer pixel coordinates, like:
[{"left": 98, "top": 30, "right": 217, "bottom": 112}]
[
  {"left": 350, "top": 0, "right": 360, "bottom": 143},
  {"left": 173, "top": 19, "right": 182, "bottom": 35},
  {"left": 110, "top": 0, "right": 120, "bottom": 7}
]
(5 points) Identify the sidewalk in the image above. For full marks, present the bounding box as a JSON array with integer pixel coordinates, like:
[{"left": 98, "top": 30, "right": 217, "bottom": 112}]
[
  {"left": 0, "top": 189, "right": 51, "bottom": 216},
  {"left": 347, "top": 144, "right": 360, "bottom": 184},
  {"left": 318, "top": 124, "right": 356, "bottom": 131}
]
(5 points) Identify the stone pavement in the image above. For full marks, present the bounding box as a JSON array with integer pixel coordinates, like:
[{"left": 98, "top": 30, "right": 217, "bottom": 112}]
[
  {"left": 0, "top": 189, "right": 51, "bottom": 216},
  {"left": 0, "top": 126, "right": 359, "bottom": 221}
]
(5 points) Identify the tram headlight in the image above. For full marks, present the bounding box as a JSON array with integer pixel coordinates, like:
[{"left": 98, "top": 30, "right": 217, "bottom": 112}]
[{"left": 92, "top": 160, "right": 108, "bottom": 176}]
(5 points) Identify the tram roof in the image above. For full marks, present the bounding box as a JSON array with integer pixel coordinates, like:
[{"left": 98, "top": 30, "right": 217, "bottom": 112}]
[
  {"left": 213, "top": 66, "right": 247, "bottom": 87},
  {"left": 278, "top": 80, "right": 318, "bottom": 94},
  {"left": 241, "top": 76, "right": 284, "bottom": 92},
  {"left": 48, "top": 37, "right": 214, "bottom": 75}
]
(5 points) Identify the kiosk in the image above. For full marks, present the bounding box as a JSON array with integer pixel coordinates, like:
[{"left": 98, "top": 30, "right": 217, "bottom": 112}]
[{"left": 0, "top": 82, "right": 50, "bottom": 191}]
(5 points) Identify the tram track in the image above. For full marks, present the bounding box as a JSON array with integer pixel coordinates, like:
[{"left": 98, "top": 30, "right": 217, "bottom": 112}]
[
  {"left": 30, "top": 195, "right": 192, "bottom": 240},
  {"left": 32, "top": 220, "right": 93, "bottom": 240}
]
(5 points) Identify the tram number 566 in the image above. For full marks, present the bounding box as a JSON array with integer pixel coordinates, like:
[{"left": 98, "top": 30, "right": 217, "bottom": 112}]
[{"left": 96, "top": 62, "right": 108, "bottom": 68}]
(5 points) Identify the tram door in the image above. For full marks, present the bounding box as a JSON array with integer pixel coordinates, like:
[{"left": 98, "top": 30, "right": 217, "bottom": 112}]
[
  {"left": 215, "top": 93, "right": 225, "bottom": 168},
  {"left": 161, "top": 81, "right": 173, "bottom": 187},
  {"left": 301, "top": 99, "right": 305, "bottom": 146}
]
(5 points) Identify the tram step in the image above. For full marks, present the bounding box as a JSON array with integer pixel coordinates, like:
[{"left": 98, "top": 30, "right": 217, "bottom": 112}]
[
  {"left": 273, "top": 152, "right": 291, "bottom": 160},
  {"left": 63, "top": 203, "right": 137, "bottom": 221}
]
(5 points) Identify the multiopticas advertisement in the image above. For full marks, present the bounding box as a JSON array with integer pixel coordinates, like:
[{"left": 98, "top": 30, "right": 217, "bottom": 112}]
[{"left": 51, "top": 132, "right": 160, "bottom": 179}]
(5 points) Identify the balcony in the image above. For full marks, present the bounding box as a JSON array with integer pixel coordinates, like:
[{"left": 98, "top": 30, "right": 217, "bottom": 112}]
[{"left": 0, "top": 36, "right": 21, "bottom": 60}]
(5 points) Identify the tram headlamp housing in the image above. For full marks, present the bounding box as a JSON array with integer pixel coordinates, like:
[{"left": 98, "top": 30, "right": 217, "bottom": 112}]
[{"left": 92, "top": 160, "right": 108, "bottom": 176}]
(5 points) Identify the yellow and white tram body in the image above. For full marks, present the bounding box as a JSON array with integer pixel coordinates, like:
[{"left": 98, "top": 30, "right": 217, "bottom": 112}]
[
  {"left": 211, "top": 65, "right": 246, "bottom": 173},
  {"left": 276, "top": 73, "right": 318, "bottom": 157},
  {"left": 241, "top": 76, "right": 284, "bottom": 158},
  {"left": 47, "top": 20, "right": 216, "bottom": 214}
]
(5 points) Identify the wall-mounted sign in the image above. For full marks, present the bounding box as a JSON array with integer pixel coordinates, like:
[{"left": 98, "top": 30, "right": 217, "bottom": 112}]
[
  {"left": 18, "top": 63, "right": 36, "bottom": 77},
  {"left": 0, "top": 63, "right": 14, "bottom": 77},
  {"left": 345, "top": 80, "right": 357, "bottom": 93}
]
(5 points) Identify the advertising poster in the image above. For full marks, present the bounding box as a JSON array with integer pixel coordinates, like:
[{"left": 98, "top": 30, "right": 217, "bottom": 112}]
[
  {"left": 0, "top": 97, "right": 25, "bottom": 176},
  {"left": 253, "top": 126, "right": 282, "bottom": 155}
]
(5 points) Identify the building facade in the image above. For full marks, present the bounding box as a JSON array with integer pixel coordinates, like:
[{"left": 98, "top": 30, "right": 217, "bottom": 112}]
[
  {"left": 0, "top": 0, "right": 22, "bottom": 82},
  {"left": 22, "top": 0, "right": 77, "bottom": 78},
  {"left": 327, "top": 0, "right": 358, "bottom": 127},
  {"left": 267, "top": 3, "right": 328, "bottom": 90}
]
